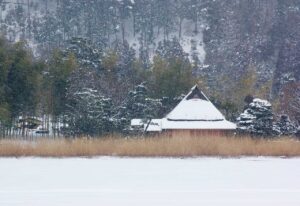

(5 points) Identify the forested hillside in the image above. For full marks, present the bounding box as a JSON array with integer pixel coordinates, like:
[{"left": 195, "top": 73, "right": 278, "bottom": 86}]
[{"left": 0, "top": 0, "right": 299, "bottom": 136}]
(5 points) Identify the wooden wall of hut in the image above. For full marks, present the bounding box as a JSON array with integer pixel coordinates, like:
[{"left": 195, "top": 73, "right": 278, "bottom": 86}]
[{"left": 163, "top": 129, "right": 235, "bottom": 137}]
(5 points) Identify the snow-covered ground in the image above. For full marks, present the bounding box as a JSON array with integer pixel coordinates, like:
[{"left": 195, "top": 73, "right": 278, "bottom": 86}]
[{"left": 0, "top": 157, "right": 299, "bottom": 206}]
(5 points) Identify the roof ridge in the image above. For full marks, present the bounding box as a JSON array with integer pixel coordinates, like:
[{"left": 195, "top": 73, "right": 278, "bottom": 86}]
[{"left": 165, "top": 85, "right": 225, "bottom": 121}]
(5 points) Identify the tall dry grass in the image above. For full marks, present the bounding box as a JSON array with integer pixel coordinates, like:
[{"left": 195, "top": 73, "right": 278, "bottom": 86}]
[{"left": 0, "top": 135, "right": 300, "bottom": 157}]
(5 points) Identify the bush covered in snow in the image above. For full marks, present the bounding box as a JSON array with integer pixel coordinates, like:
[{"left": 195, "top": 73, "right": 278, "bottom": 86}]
[
  {"left": 64, "top": 88, "right": 113, "bottom": 136},
  {"left": 273, "top": 115, "right": 297, "bottom": 136},
  {"left": 237, "top": 98, "right": 274, "bottom": 136},
  {"left": 237, "top": 98, "right": 299, "bottom": 137}
]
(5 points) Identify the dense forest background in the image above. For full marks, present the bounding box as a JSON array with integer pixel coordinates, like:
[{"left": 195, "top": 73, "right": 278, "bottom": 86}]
[{"left": 0, "top": 0, "right": 299, "bottom": 137}]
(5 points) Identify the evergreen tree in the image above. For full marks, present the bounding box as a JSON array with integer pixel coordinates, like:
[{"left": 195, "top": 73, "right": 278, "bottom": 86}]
[
  {"left": 0, "top": 38, "right": 10, "bottom": 135},
  {"left": 237, "top": 98, "right": 274, "bottom": 137},
  {"left": 150, "top": 55, "right": 194, "bottom": 99},
  {"left": 115, "top": 82, "right": 162, "bottom": 131},
  {"left": 34, "top": 12, "right": 61, "bottom": 54},
  {"left": 64, "top": 37, "right": 103, "bottom": 70},
  {"left": 124, "top": 82, "right": 148, "bottom": 120},
  {"left": 0, "top": 40, "right": 42, "bottom": 136},
  {"left": 43, "top": 50, "right": 76, "bottom": 129},
  {"left": 273, "top": 115, "right": 297, "bottom": 136},
  {"left": 156, "top": 37, "right": 189, "bottom": 62},
  {"left": 5, "top": 41, "right": 41, "bottom": 119},
  {"left": 65, "top": 88, "right": 113, "bottom": 137}
]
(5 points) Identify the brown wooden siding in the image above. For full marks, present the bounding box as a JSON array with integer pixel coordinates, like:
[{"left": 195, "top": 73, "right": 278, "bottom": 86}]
[{"left": 163, "top": 129, "right": 235, "bottom": 137}]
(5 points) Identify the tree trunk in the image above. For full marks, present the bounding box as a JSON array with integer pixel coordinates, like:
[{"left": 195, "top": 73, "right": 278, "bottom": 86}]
[
  {"left": 21, "top": 115, "right": 25, "bottom": 138},
  {"left": 27, "top": 0, "right": 31, "bottom": 39},
  {"left": 179, "top": 17, "right": 183, "bottom": 39}
]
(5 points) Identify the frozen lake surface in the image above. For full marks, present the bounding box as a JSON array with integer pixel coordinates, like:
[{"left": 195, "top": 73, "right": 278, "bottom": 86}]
[{"left": 0, "top": 157, "right": 299, "bottom": 206}]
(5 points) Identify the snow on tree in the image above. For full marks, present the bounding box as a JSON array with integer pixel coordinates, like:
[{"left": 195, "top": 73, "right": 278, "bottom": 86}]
[
  {"left": 279, "top": 82, "right": 300, "bottom": 125},
  {"left": 127, "top": 83, "right": 148, "bottom": 119},
  {"left": 64, "top": 37, "right": 103, "bottom": 70},
  {"left": 237, "top": 98, "right": 274, "bottom": 136},
  {"left": 114, "top": 82, "right": 162, "bottom": 131},
  {"left": 64, "top": 87, "right": 113, "bottom": 137},
  {"left": 156, "top": 37, "right": 189, "bottom": 62},
  {"left": 273, "top": 115, "right": 297, "bottom": 136},
  {"left": 296, "top": 127, "right": 300, "bottom": 138}
]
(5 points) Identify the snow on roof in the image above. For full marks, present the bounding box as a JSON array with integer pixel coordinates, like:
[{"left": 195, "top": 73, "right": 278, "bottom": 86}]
[
  {"left": 160, "top": 85, "right": 236, "bottom": 130},
  {"left": 130, "top": 119, "right": 162, "bottom": 132},
  {"left": 131, "top": 119, "right": 144, "bottom": 126},
  {"left": 161, "top": 118, "right": 236, "bottom": 130},
  {"left": 166, "top": 85, "right": 225, "bottom": 121},
  {"left": 131, "top": 85, "right": 237, "bottom": 131},
  {"left": 144, "top": 119, "right": 162, "bottom": 132}
]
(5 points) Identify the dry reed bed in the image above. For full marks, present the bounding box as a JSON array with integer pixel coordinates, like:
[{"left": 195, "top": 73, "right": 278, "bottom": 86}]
[{"left": 0, "top": 136, "right": 300, "bottom": 157}]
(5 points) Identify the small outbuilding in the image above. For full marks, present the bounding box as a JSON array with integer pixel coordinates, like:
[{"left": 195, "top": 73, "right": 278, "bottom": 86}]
[{"left": 132, "top": 85, "right": 236, "bottom": 136}]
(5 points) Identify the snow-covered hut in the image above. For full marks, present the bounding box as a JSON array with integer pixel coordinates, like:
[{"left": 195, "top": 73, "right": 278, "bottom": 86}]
[{"left": 134, "top": 85, "right": 236, "bottom": 136}]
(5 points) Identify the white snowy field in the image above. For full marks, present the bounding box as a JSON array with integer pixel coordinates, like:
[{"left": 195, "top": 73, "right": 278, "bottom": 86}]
[{"left": 0, "top": 157, "right": 299, "bottom": 206}]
